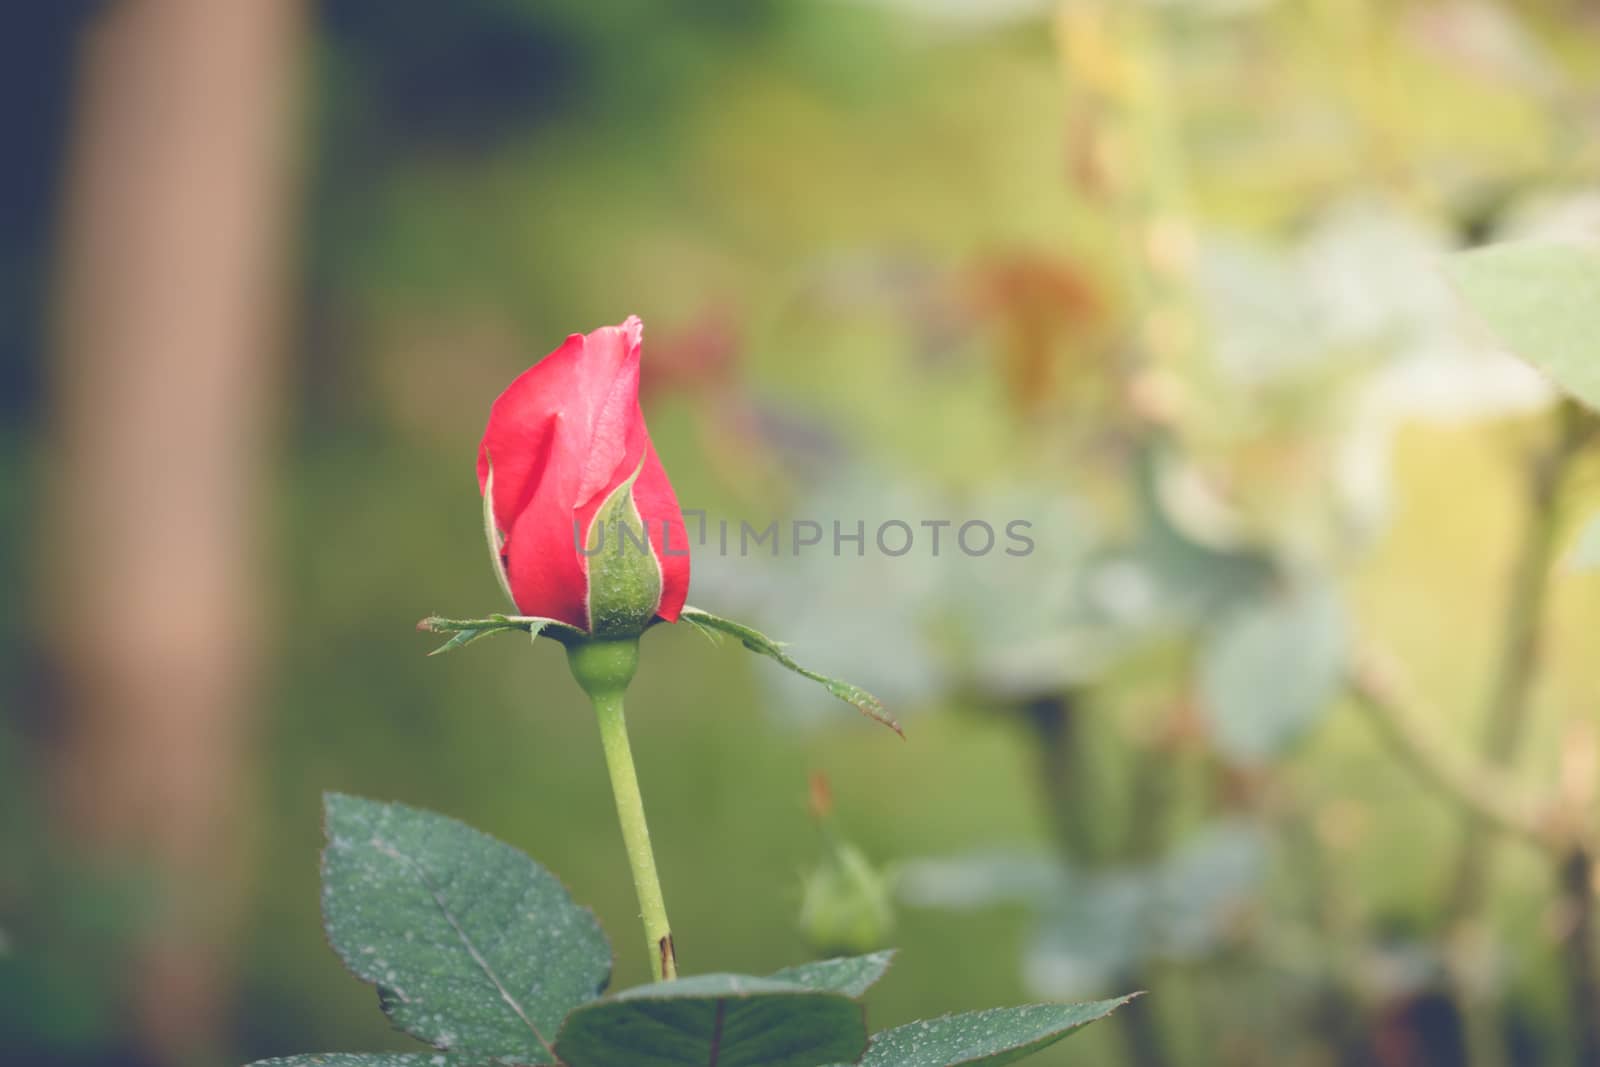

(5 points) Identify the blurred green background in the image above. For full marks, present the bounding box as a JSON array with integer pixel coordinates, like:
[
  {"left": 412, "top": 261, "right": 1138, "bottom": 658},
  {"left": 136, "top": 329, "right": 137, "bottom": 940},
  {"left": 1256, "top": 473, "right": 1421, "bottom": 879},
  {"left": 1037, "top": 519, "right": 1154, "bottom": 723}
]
[{"left": 7, "top": 2, "right": 1600, "bottom": 1066}]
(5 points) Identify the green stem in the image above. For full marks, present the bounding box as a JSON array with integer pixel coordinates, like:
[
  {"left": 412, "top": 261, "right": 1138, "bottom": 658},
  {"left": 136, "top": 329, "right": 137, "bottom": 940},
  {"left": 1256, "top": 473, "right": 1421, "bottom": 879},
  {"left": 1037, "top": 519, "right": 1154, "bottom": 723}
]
[
  {"left": 1450, "top": 403, "right": 1594, "bottom": 906},
  {"left": 1441, "top": 401, "right": 1595, "bottom": 1067},
  {"left": 593, "top": 689, "right": 677, "bottom": 981},
  {"left": 567, "top": 639, "right": 677, "bottom": 982}
]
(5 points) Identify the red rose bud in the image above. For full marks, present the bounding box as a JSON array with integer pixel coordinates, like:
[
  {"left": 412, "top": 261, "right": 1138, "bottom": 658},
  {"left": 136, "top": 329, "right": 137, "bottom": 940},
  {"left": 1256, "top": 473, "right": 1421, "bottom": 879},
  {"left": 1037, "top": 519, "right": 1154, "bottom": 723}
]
[{"left": 477, "top": 316, "right": 690, "bottom": 637}]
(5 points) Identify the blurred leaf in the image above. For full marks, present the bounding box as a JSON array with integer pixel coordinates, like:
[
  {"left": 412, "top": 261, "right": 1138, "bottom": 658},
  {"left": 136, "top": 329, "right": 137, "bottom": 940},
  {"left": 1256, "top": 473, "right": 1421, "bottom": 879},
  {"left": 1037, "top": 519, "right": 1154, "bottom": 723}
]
[
  {"left": 1300, "top": 201, "right": 1458, "bottom": 361},
  {"left": 1087, "top": 447, "right": 1274, "bottom": 636},
  {"left": 845, "top": 996, "right": 1137, "bottom": 1066},
  {"left": 905, "top": 831, "right": 1266, "bottom": 1000},
  {"left": 1447, "top": 241, "right": 1600, "bottom": 411},
  {"left": 940, "top": 489, "right": 1123, "bottom": 697},
  {"left": 853, "top": 0, "right": 1051, "bottom": 28},
  {"left": 769, "top": 951, "right": 897, "bottom": 997},
  {"left": 1137, "top": 445, "right": 1276, "bottom": 615},
  {"left": 1148, "top": 822, "right": 1267, "bottom": 957},
  {"left": 1199, "top": 578, "right": 1347, "bottom": 765},
  {"left": 1023, "top": 872, "right": 1147, "bottom": 997},
  {"left": 896, "top": 852, "right": 1066, "bottom": 910},
  {"left": 1199, "top": 203, "right": 1468, "bottom": 391},
  {"left": 1199, "top": 204, "right": 1552, "bottom": 437},
  {"left": 1571, "top": 511, "right": 1600, "bottom": 572},
  {"left": 321, "top": 794, "right": 611, "bottom": 1065},
  {"left": 1024, "top": 823, "right": 1267, "bottom": 998},
  {"left": 553, "top": 974, "right": 867, "bottom": 1067},
  {"left": 1196, "top": 235, "right": 1326, "bottom": 388}
]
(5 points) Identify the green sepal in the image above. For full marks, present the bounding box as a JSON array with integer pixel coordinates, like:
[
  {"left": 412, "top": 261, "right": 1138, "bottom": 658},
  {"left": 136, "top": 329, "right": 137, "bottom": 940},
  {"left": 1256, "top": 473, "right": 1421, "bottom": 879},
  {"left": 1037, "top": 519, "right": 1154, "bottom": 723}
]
[
  {"left": 583, "top": 461, "right": 664, "bottom": 639},
  {"left": 418, "top": 613, "right": 587, "bottom": 655},
  {"left": 679, "top": 606, "right": 902, "bottom": 736}
]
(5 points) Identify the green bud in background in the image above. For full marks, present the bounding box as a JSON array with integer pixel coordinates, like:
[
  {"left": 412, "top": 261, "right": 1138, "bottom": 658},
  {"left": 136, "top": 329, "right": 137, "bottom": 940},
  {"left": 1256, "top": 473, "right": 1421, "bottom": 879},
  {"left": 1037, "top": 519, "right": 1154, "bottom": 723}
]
[{"left": 799, "top": 772, "right": 896, "bottom": 957}]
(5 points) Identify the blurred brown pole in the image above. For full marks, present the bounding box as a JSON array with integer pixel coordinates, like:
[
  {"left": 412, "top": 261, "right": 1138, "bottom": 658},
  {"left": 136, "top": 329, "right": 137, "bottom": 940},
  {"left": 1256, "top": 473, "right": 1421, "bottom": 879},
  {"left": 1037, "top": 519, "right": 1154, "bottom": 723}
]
[{"left": 44, "top": 0, "right": 304, "bottom": 1063}]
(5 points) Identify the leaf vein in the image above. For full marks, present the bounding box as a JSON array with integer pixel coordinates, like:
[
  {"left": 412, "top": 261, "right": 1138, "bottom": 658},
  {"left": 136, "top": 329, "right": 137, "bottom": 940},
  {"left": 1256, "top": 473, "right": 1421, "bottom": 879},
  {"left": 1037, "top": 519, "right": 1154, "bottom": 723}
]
[{"left": 372, "top": 837, "right": 558, "bottom": 1064}]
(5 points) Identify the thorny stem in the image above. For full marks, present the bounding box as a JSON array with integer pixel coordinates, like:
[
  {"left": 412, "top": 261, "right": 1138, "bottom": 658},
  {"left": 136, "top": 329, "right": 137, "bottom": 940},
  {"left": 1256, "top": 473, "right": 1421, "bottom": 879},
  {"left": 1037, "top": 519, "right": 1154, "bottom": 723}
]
[
  {"left": 1438, "top": 401, "right": 1596, "bottom": 1067},
  {"left": 1015, "top": 693, "right": 1173, "bottom": 1067},
  {"left": 1119, "top": 740, "right": 1181, "bottom": 1067},
  {"left": 1447, "top": 405, "right": 1593, "bottom": 915},
  {"left": 567, "top": 639, "right": 678, "bottom": 982},
  {"left": 1050, "top": 4, "right": 1193, "bottom": 1063},
  {"left": 1282, "top": 802, "right": 1368, "bottom": 1065}
]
